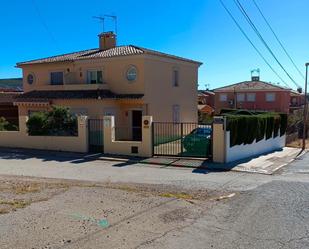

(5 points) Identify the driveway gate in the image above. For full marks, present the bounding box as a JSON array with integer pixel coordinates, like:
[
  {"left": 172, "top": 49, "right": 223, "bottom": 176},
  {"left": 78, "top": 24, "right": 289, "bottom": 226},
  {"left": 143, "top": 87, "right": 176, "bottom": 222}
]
[
  {"left": 152, "top": 122, "right": 212, "bottom": 158},
  {"left": 88, "top": 119, "right": 104, "bottom": 153}
]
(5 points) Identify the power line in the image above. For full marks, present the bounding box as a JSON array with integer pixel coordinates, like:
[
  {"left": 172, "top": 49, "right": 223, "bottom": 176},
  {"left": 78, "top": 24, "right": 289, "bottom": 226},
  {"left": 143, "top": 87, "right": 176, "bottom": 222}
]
[
  {"left": 233, "top": 0, "right": 300, "bottom": 89},
  {"left": 218, "top": 0, "right": 291, "bottom": 88},
  {"left": 252, "top": 0, "right": 305, "bottom": 80}
]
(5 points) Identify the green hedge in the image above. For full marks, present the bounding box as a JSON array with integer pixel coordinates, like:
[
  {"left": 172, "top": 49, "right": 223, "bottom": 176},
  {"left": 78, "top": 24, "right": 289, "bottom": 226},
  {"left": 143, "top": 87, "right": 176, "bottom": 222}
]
[
  {"left": 26, "top": 106, "right": 78, "bottom": 136},
  {"left": 225, "top": 111, "right": 287, "bottom": 147}
]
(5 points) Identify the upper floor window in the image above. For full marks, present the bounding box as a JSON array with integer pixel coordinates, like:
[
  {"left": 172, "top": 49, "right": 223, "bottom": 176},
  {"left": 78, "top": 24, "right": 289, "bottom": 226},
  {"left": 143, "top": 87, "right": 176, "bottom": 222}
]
[
  {"left": 266, "top": 93, "right": 276, "bottom": 102},
  {"left": 27, "top": 73, "right": 35, "bottom": 85},
  {"left": 219, "top": 93, "right": 227, "bottom": 102},
  {"left": 126, "top": 66, "right": 137, "bottom": 81},
  {"left": 173, "top": 70, "right": 179, "bottom": 87},
  {"left": 87, "top": 70, "right": 103, "bottom": 84},
  {"left": 50, "top": 72, "right": 64, "bottom": 85},
  {"left": 247, "top": 93, "right": 256, "bottom": 102},
  {"left": 236, "top": 93, "right": 245, "bottom": 102}
]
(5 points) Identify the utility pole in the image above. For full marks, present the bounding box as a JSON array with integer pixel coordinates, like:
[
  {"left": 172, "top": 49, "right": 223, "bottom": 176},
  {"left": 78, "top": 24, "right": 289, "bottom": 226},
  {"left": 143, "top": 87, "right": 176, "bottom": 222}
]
[{"left": 302, "top": 63, "right": 309, "bottom": 150}]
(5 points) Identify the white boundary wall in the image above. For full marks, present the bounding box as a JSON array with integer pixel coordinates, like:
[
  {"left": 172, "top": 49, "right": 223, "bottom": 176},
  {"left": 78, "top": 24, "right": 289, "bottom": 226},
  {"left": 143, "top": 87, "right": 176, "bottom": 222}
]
[{"left": 225, "top": 131, "right": 286, "bottom": 163}]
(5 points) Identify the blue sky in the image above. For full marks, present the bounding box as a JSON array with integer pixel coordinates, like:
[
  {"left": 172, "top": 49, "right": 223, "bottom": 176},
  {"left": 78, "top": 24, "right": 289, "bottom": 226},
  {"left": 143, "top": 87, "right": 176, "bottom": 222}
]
[{"left": 0, "top": 0, "right": 308, "bottom": 90}]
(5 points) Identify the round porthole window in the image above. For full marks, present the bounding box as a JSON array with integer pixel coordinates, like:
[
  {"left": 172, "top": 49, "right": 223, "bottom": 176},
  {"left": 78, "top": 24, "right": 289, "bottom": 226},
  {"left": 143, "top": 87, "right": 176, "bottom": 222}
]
[
  {"left": 27, "top": 73, "right": 35, "bottom": 85},
  {"left": 126, "top": 66, "right": 137, "bottom": 82}
]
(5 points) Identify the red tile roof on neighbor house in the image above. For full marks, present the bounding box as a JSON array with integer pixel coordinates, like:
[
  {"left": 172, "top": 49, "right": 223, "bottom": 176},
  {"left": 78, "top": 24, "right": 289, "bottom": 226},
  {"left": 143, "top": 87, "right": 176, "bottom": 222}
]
[
  {"left": 16, "top": 45, "right": 202, "bottom": 66},
  {"left": 214, "top": 81, "right": 291, "bottom": 92}
]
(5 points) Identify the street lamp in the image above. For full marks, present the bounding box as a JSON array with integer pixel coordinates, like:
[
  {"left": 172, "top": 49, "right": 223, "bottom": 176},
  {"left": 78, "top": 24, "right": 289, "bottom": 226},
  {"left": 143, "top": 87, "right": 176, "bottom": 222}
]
[{"left": 302, "top": 63, "right": 309, "bottom": 150}]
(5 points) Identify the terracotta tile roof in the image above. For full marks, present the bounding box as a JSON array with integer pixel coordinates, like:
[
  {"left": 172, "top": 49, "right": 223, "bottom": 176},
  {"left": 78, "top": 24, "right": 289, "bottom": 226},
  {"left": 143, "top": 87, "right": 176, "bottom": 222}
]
[
  {"left": 0, "top": 78, "right": 23, "bottom": 91},
  {"left": 214, "top": 81, "right": 291, "bottom": 92},
  {"left": 16, "top": 45, "right": 202, "bottom": 66},
  {"left": 14, "top": 90, "right": 144, "bottom": 103},
  {"left": 0, "top": 92, "right": 21, "bottom": 105}
]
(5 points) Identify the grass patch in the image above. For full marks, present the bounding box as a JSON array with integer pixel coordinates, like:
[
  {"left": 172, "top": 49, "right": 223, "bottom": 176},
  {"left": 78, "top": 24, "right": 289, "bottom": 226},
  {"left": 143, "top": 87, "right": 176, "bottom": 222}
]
[
  {"left": 0, "top": 199, "right": 30, "bottom": 209},
  {"left": 0, "top": 208, "right": 9, "bottom": 214},
  {"left": 13, "top": 183, "right": 41, "bottom": 194}
]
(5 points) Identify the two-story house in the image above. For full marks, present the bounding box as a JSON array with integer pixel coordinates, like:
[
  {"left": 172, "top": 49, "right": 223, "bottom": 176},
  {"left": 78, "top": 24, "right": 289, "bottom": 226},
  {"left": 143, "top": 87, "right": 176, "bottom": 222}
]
[
  {"left": 14, "top": 32, "right": 202, "bottom": 139},
  {"left": 213, "top": 76, "right": 292, "bottom": 114}
]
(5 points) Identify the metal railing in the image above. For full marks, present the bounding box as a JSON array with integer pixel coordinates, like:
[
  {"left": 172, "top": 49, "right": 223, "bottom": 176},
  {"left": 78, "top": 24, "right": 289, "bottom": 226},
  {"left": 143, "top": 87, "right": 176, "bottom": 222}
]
[{"left": 152, "top": 122, "right": 213, "bottom": 158}]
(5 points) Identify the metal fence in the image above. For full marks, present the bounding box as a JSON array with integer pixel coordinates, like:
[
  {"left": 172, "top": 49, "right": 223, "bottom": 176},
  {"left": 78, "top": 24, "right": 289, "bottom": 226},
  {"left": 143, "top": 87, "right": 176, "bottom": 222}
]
[
  {"left": 88, "top": 119, "right": 104, "bottom": 152},
  {"left": 152, "top": 122, "right": 212, "bottom": 158}
]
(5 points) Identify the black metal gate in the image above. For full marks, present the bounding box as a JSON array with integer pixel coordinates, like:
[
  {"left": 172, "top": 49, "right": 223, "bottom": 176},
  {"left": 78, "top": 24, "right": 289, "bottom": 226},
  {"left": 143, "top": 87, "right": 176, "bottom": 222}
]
[
  {"left": 152, "top": 122, "right": 212, "bottom": 158},
  {"left": 88, "top": 119, "right": 104, "bottom": 153}
]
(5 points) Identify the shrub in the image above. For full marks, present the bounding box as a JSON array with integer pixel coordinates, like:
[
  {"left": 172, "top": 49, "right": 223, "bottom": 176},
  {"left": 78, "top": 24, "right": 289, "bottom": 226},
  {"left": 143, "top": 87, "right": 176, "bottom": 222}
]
[
  {"left": 0, "top": 117, "right": 18, "bottom": 131},
  {"left": 26, "top": 106, "right": 77, "bottom": 136}
]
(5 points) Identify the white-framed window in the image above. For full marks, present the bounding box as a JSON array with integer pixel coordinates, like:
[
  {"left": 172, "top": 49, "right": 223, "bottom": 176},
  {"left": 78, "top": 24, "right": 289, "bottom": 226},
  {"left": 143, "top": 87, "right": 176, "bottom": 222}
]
[
  {"left": 237, "top": 93, "right": 245, "bottom": 102},
  {"left": 219, "top": 93, "right": 227, "bottom": 102},
  {"left": 266, "top": 93, "right": 276, "bottom": 102},
  {"left": 172, "top": 105, "right": 180, "bottom": 123},
  {"left": 87, "top": 70, "right": 103, "bottom": 84},
  {"left": 247, "top": 93, "right": 256, "bottom": 102},
  {"left": 50, "top": 71, "right": 64, "bottom": 85},
  {"left": 173, "top": 70, "right": 179, "bottom": 87}
]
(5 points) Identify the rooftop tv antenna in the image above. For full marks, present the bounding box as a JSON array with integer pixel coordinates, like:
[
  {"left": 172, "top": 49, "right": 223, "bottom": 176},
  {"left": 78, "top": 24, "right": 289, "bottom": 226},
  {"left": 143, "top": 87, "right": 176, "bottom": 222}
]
[
  {"left": 104, "top": 15, "right": 117, "bottom": 35},
  {"left": 92, "top": 16, "right": 105, "bottom": 32}
]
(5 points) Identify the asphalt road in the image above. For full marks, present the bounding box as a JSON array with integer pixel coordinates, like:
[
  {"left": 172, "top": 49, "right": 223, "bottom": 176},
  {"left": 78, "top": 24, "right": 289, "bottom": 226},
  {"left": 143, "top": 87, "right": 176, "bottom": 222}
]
[
  {"left": 0, "top": 149, "right": 309, "bottom": 248},
  {"left": 138, "top": 153, "right": 309, "bottom": 249}
]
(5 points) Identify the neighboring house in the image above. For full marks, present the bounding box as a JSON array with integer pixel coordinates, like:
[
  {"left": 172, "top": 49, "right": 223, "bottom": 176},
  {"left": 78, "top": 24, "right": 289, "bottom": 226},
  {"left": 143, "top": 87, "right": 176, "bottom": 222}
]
[
  {"left": 0, "top": 78, "right": 23, "bottom": 91},
  {"left": 290, "top": 90, "right": 305, "bottom": 112},
  {"left": 198, "top": 90, "right": 215, "bottom": 107},
  {"left": 198, "top": 90, "right": 215, "bottom": 115},
  {"left": 214, "top": 76, "right": 292, "bottom": 114},
  {"left": 14, "top": 32, "right": 202, "bottom": 139},
  {"left": 0, "top": 91, "right": 21, "bottom": 126},
  {"left": 0, "top": 78, "right": 23, "bottom": 126}
]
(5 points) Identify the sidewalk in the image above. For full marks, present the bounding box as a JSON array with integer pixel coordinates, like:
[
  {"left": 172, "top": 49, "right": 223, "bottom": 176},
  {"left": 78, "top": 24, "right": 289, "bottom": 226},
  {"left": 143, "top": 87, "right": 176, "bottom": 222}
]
[
  {"left": 138, "top": 147, "right": 302, "bottom": 175},
  {"left": 0, "top": 147, "right": 303, "bottom": 176}
]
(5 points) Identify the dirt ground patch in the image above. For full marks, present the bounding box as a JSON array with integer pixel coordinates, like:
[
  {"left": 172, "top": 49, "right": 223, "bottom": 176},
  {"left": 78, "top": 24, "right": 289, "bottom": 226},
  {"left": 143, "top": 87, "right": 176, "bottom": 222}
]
[{"left": 0, "top": 175, "right": 232, "bottom": 249}]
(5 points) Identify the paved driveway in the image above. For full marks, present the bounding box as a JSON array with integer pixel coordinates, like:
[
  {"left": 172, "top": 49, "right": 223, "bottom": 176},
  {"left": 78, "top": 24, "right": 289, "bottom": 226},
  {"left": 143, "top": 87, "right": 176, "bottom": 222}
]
[{"left": 0, "top": 149, "right": 272, "bottom": 192}]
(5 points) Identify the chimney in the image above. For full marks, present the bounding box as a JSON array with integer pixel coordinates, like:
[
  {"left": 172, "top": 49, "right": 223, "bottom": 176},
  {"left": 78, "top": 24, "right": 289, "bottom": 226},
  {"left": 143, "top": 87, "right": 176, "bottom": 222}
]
[
  {"left": 251, "top": 76, "right": 260, "bottom": 81},
  {"left": 98, "top": 32, "right": 116, "bottom": 50}
]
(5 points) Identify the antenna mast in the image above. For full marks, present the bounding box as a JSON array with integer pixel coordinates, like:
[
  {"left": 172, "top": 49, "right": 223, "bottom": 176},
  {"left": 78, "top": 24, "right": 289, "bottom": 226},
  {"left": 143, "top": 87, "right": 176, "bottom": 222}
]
[
  {"left": 104, "top": 15, "right": 117, "bottom": 35},
  {"left": 92, "top": 16, "right": 105, "bottom": 32}
]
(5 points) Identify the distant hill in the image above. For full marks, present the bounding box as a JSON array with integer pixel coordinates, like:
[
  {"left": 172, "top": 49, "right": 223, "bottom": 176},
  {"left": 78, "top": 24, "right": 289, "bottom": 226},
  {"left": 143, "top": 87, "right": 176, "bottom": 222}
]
[{"left": 0, "top": 78, "right": 23, "bottom": 91}]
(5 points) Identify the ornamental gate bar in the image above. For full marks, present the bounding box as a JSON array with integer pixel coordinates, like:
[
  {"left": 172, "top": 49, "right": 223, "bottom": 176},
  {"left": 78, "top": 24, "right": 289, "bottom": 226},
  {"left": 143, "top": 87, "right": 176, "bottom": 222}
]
[
  {"left": 88, "top": 119, "right": 104, "bottom": 153},
  {"left": 152, "top": 122, "right": 213, "bottom": 158}
]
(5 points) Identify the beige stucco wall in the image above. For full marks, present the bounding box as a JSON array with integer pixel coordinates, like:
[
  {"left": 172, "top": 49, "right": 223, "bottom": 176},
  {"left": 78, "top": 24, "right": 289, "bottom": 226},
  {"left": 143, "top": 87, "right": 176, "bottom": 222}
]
[
  {"left": 0, "top": 115, "right": 88, "bottom": 153},
  {"left": 103, "top": 116, "right": 153, "bottom": 157},
  {"left": 21, "top": 56, "right": 145, "bottom": 94},
  {"left": 19, "top": 53, "right": 200, "bottom": 124},
  {"left": 143, "top": 55, "right": 199, "bottom": 123}
]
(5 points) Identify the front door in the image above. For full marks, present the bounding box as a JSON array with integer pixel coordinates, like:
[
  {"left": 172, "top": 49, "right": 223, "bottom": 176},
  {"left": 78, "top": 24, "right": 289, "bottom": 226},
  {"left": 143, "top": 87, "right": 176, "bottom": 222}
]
[{"left": 132, "top": 110, "right": 142, "bottom": 141}]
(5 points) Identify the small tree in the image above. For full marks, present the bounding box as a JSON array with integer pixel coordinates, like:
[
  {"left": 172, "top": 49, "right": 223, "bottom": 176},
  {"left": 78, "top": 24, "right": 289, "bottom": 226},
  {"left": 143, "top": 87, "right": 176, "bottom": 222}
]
[{"left": 26, "top": 106, "right": 78, "bottom": 136}]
